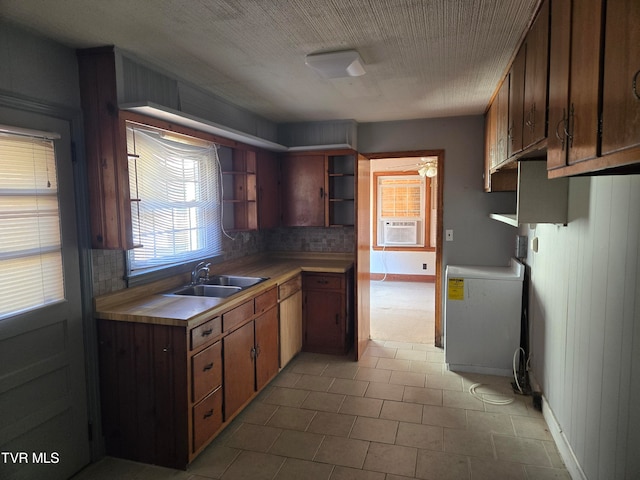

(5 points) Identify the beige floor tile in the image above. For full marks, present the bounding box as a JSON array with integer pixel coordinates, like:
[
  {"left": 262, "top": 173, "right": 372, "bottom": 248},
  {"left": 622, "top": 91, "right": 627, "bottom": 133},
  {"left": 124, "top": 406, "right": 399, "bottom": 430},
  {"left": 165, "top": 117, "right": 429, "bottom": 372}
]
[
  {"left": 426, "top": 350, "right": 444, "bottom": 363},
  {"left": 356, "top": 355, "right": 379, "bottom": 368},
  {"left": 364, "top": 381, "right": 404, "bottom": 401},
  {"left": 338, "top": 395, "right": 383, "bottom": 418},
  {"left": 389, "top": 370, "right": 426, "bottom": 387},
  {"left": 268, "top": 429, "right": 324, "bottom": 460},
  {"left": 290, "top": 359, "right": 329, "bottom": 376},
  {"left": 410, "top": 360, "right": 444, "bottom": 374},
  {"left": 385, "top": 475, "right": 418, "bottom": 480},
  {"left": 329, "top": 466, "right": 385, "bottom": 480},
  {"left": 543, "top": 441, "right": 566, "bottom": 469},
  {"left": 415, "top": 450, "right": 470, "bottom": 480},
  {"left": 383, "top": 340, "right": 415, "bottom": 349},
  {"left": 355, "top": 367, "right": 391, "bottom": 383},
  {"left": 314, "top": 435, "right": 370, "bottom": 469},
  {"left": 469, "top": 457, "right": 527, "bottom": 480},
  {"left": 266, "top": 405, "right": 316, "bottom": 430},
  {"left": 483, "top": 396, "right": 530, "bottom": 416},
  {"left": 225, "top": 423, "right": 282, "bottom": 453},
  {"left": 350, "top": 416, "right": 398, "bottom": 444},
  {"left": 263, "top": 386, "right": 310, "bottom": 407},
  {"left": 395, "top": 348, "right": 428, "bottom": 361},
  {"left": 466, "top": 410, "right": 516, "bottom": 435},
  {"left": 270, "top": 372, "right": 302, "bottom": 388},
  {"left": 328, "top": 378, "right": 369, "bottom": 396},
  {"left": 380, "top": 400, "right": 423, "bottom": 423},
  {"left": 302, "top": 391, "right": 346, "bottom": 412},
  {"left": 363, "top": 442, "right": 418, "bottom": 477},
  {"left": 422, "top": 405, "right": 467, "bottom": 429},
  {"left": 273, "top": 458, "right": 334, "bottom": 480},
  {"left": 442, "top": 390, "right": 485, "bottom": 411},
  {"left": 403, "top": 386, "right": 443, "bottom": 406},
  {"left": 426, "top": 374, "right": 463, "bottom": 391},
  {"left": 236, "top": 401, "right": 278, "bottom": 425},
  {"left": 511, "top": 415, "right": 554, "bottom": 441},
  {"left": 220, "top": 451, "right": 285, "bottom": 480},
  {"left": 443, "top": 428, "right": 494, "bottom": 458},
  {"left": 307, "top": 411, "right": 356, "bottom": 437},
  {"left": 376, "top": 357, "right": 411, "bottom": 371},
  {"left": 295, "top": 374, "right": 335, "bottom": 392},
  {"left": 70, "top": 457, "right": 147, "bottom": 480},
  {"left": 524, "top": 465, "right": 573, "bottom": 479},
  {"left": 363, "top": 345, "right": 397, "bottom": 358},
  {"left": 322, "top": 363, "right": 360, "bottom": 379},
  {"left": 493, "top": 435, "right": 552, "bottom": 466},
  {"left": 187, "top": 445, "right": 241, "bottom": 478},
  {"left": 395, "top": 422, "right": 443, "bottom": 451}
]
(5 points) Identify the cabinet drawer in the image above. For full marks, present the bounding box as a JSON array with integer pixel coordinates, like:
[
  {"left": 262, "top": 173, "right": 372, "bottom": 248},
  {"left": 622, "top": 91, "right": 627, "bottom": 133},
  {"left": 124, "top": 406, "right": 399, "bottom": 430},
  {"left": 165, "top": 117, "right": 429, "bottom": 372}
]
[
  {"left": 279, "top": 275, "right": 302, "bottom": 301},
  {"left": 303, "top": 273, "right": 343, "bottom": 290},
  {"left": 192, "top": 341, "right": 222, "bottom": 403},
  {"left": 192, "top": 387, "right": 223, "bottom": 453},
  {"left": 223, "top": 299, "right": 254, "bottom": 331},
  {"left": 255, "top": 286, "right": 277, "bottom": 315},
  {"left": 191, "top": 317, "right": 221, "bottom": 350}
]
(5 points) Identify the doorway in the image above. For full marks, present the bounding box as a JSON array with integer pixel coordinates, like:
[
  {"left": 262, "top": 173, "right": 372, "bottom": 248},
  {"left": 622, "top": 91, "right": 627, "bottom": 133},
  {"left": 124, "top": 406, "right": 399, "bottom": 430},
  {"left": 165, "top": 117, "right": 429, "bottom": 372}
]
[{"left": 362, "top": 150, "right": 444, "bottom": 347}]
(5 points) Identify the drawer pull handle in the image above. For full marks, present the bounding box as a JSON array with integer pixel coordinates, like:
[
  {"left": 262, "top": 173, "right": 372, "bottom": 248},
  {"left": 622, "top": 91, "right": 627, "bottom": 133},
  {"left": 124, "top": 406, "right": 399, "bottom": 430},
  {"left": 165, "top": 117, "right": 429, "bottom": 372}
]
[
  {"left": 317, "top": 279, "right": 329, "bottom": 284},
  {"left": 203, "top": 409, "right": 214, "bottom": 419},
  {"left": 203, "top": 362, "right": 214, "bottom": 371},
  {"left": 201, "top": 328, "right": 213, "bottom": 337},
  {"left": 634, "top": 70, "right": 640, "bottom": 100}
]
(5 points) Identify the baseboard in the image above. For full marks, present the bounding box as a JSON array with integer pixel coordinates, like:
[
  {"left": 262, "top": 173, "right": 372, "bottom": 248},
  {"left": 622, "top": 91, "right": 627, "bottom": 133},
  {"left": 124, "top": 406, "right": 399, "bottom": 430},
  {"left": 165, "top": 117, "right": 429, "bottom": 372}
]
[
  {"left": 370, "top": 273, "right": 435, "bottom": 282},
  {"left": 529, "top": 372, "right": 586, "bottom": 480}
]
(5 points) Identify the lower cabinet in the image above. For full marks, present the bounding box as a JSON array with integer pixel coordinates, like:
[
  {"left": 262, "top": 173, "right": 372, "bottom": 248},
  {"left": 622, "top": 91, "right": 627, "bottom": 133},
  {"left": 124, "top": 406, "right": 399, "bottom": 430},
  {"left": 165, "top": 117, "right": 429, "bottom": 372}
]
[
  {"left": 278, "top": 274, "right": 303, "bottom": 367},
  {"left": 96, "top": 285, "right": 278, "bottom": 469},
  {"left": 302, "top": 269, "right": 353, "bottom": 355}
]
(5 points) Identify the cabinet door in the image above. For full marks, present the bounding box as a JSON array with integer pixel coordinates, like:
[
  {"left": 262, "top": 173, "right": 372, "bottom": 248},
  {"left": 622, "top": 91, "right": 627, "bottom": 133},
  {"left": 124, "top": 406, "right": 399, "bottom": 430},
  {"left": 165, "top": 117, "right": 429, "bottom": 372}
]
[
  {"left": 257, "top": 149, "right": 280, "bottom": 229},
  {"left": 601, "top": 0, "right": 640, "bottom": 156},
  {"left": 280, "top": 290, "right": 303, "bottom": 367},
  {"left": 223, "top": 321, "right": 255, "bottom": 419},
  {"left": 547, "top": 0, "right": 572, "bottom": 169},
  {"left": 508, "top": 44, "right": 526, "bottom": 157},
  {"left": 255, "top": 307, "right": 279, "bottom": 390},
  {"left": 484, "top": 103, "right": 495, "bottom": 192},
  {"left": 522, "top": 0, "right": 549, "bottom": 149},
  {"left": 304, "top": 289, "right": 344, "bottom": 353},
  {"left": 280, "top": 154, "right": 326, "bottom": 226},
  {"left": 496, "top": 77, "right": 510, "bottom": 165}
]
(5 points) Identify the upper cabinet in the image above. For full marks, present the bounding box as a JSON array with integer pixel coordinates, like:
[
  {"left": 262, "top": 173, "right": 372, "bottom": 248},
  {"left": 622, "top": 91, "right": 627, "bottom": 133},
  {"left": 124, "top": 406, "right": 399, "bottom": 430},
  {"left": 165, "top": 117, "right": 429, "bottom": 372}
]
[
  {"left": 548, "top": 0, "right": 640, "bottom": 177},
  {"left": 256, "top": 149, "right": 280, "bottom": 230},
  {"left": 220, "top": 148, "right": 258, "bottom": 232},
  {"left": 280, "top": 149, "right": 356, "bottom": 227},
  {"left": 600, "top": 0, "right": 640, "bottom": 159}
]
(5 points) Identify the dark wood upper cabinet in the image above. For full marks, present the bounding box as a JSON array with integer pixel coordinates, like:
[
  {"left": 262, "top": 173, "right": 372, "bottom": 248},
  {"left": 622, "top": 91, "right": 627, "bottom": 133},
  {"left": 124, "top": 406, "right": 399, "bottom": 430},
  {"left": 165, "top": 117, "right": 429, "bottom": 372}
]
[
  {"left": 280, "top": 153, "right": 327, "bottom": 227},
  {"left": 256, "top": 149, "right": 280, "bottom": 229},
  {"left": 600, "top": 0, "right": 640, "bottom": 158}
]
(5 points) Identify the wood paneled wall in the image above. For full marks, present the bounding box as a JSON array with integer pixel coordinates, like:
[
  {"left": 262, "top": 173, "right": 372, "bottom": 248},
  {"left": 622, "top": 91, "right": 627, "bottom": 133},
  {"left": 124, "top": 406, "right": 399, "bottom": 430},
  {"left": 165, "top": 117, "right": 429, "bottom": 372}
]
[{"left": 524, "top": 175, "right": 640, "bottom": 479}]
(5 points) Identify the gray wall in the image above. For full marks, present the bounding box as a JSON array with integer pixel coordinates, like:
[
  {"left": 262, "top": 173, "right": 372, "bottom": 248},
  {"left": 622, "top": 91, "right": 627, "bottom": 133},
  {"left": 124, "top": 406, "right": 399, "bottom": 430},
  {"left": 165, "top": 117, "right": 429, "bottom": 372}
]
[
  {"left": 521, "top": 175, "right": 640, "bottom": 479},
  {"left": 358, "top": 116, "right": 517, "bottom": 271}
]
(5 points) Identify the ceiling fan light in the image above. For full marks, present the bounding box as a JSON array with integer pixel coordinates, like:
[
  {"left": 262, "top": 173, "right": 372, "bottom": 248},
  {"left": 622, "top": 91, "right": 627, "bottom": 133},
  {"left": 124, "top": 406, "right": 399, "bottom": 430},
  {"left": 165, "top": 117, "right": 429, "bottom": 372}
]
[{"left": 305, "top": 50, "right": 366, "bottom": 78}]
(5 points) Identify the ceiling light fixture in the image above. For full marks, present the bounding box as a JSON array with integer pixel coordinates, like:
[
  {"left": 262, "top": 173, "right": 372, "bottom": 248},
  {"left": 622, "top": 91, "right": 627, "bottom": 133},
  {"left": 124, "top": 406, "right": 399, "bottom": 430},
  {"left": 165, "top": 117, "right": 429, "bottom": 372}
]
[{"left": 305, "top": 50, "right": 366, "bottom": 78}]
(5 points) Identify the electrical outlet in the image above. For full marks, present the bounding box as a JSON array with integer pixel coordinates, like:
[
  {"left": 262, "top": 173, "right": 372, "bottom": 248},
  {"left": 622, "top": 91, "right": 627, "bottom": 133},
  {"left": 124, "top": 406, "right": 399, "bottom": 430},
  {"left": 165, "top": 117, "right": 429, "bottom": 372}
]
[
  {"left": 422, "top": 263, "right": 427, "bottom": 270},
  {"left": 445, "top": 229, "right": 454, "bottom": 241}
]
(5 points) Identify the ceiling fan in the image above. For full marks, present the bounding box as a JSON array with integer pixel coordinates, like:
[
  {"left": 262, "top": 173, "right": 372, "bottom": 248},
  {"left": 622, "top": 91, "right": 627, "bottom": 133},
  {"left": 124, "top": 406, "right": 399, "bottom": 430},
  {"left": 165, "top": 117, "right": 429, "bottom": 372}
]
[{"left": 387, "top": 157, "right": 438, "bottom": 177}]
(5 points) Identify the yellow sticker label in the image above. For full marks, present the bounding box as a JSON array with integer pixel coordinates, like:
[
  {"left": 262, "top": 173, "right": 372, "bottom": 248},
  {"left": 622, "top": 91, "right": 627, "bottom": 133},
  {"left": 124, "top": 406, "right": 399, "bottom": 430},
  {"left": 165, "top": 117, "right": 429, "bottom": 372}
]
[{"left": 448, "top": 278, "right": 464, "bottom": 300}]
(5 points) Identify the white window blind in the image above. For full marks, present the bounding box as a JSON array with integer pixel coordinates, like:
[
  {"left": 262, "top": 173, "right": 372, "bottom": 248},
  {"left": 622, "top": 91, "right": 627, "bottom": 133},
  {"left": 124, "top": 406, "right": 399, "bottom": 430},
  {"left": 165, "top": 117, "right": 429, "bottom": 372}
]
[
  {"left": 0, "top": 130, "right": 64, "bottom": 320},
  {"left": 127, "top": 124, "right": 222, "bottom": 274},
  {"left": 379, "top": 176, "right": 424, "bottom": 218}
]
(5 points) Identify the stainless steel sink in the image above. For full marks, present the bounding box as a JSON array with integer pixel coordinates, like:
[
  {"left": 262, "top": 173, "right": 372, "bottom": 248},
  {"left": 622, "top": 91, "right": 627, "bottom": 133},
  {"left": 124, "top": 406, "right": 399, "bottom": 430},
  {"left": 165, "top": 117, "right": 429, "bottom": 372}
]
[
  {"left": 170, "top": 284, "right": 242, "bottom": 298},
  {"left": 203, "top": 275, "right": 267, "bottom": 288},
  {"left": 165, "top": 275, "right": 268, "bottom": 298}
]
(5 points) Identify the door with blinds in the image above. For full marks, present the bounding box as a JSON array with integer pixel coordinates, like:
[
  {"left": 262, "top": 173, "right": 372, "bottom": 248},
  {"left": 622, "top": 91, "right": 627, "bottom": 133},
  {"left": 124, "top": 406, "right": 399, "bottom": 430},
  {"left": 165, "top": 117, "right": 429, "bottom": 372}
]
[{"left": 0, "top": 107, "right": 90, "bottom": 480}]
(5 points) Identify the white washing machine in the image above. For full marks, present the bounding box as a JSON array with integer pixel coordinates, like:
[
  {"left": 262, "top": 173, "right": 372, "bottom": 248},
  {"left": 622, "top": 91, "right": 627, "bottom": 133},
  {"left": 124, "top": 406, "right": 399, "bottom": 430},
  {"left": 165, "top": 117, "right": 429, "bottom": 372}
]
[{"left": 444, "top": 258, "right": 524, "bottom": 376}]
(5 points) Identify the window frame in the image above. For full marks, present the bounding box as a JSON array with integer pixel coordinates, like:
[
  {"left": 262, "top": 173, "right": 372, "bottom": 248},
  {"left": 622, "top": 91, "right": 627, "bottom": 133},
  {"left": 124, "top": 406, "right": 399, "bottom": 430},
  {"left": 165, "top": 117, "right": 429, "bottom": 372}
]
[{"left": 372, "top": 171, "right": 433, "bottom": 252}]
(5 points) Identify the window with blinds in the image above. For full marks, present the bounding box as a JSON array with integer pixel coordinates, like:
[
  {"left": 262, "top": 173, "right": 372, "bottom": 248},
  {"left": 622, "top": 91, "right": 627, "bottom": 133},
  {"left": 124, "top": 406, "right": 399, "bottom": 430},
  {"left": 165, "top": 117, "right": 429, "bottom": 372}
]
[
  {"left": 0, "top": 129, "right": 64, "bottom": 320},
  {"left": 126, "top": 123, "right": 222, "bottom": 275},
  {"left": 379, "top": 177, "right": 423, "bottom": 217}
]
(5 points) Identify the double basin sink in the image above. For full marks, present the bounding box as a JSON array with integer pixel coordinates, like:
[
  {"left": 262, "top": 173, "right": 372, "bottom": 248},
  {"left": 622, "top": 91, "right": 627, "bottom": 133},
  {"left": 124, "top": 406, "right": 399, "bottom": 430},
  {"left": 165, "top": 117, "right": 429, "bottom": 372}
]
[{"left": 167, "top": 275, "right": 268, "bottom": 299}]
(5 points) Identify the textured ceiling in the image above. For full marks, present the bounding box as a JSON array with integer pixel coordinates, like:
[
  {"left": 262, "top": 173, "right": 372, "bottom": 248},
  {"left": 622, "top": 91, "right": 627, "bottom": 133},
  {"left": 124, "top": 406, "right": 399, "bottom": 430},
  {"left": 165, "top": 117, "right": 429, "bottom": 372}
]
[{"left": 0, "top": 0, "right": 540, "bottom": 123}]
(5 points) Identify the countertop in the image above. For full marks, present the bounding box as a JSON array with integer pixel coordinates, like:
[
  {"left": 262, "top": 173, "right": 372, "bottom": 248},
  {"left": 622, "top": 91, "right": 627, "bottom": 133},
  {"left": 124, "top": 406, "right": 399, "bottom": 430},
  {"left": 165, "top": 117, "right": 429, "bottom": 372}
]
[{"left": 94, "top": 252, "right": 354, "bottom": 328}]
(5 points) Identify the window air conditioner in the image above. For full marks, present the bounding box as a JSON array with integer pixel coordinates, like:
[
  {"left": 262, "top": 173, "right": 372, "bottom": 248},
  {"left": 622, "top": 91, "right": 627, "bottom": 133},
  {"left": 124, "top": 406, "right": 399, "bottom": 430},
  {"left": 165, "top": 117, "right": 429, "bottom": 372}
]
[{"left": 381, "top": 220, "right": 419, "bottom": 246}]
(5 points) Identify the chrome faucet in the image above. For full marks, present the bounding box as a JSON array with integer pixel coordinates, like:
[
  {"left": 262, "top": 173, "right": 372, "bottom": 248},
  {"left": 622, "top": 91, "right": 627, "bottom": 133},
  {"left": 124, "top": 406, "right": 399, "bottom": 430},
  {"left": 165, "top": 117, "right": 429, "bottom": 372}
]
[{"left": 191, "top": 261, "right": 211, "bottom": 285}]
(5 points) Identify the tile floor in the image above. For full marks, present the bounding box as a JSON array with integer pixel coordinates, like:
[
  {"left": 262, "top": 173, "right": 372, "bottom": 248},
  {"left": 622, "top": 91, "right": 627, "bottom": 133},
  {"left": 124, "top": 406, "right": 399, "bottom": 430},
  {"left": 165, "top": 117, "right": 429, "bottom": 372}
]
[{"left": 72, "top": 282, "right": 571, "bottom": 479}]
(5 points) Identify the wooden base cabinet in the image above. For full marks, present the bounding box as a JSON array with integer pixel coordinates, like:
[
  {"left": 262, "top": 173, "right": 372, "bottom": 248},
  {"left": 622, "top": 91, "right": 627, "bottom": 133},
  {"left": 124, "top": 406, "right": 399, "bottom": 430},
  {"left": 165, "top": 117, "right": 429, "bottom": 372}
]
[
  {"left": 96, "top": 286, "right": 279, "bottom": 470},
  {"left": 279, "top": 275, "right": 303, "bottom": 367},
  {"left": 302, "top": 270, "right": 353, "bottom": 355}
]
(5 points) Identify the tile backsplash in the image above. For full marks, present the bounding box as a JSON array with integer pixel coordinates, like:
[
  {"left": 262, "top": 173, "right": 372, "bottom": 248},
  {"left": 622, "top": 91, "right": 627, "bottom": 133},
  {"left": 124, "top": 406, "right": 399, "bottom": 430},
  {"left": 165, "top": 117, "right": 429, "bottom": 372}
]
[{"left": 91, "top": 227, "right": 354, "bottom": 296}]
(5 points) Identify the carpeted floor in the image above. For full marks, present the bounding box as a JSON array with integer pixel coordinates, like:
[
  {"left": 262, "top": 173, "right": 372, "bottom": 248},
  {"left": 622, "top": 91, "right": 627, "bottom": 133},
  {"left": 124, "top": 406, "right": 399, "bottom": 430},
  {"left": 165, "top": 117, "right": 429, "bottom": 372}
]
[{"left": 369, "top": 280, "right": 434, "bottom": 344}]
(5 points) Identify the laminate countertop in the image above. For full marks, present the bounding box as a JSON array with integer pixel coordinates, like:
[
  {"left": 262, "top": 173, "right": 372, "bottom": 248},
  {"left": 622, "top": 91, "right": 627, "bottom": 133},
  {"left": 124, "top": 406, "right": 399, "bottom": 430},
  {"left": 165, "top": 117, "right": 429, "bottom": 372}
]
[{"left": 93, "top": 253, "right": 354, "bottom": 328}]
